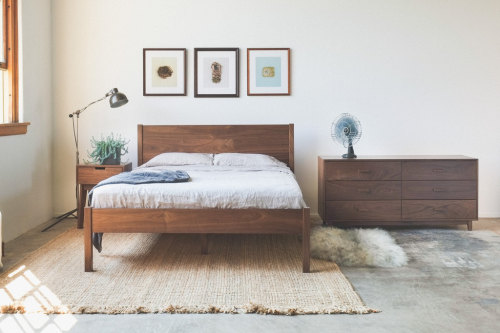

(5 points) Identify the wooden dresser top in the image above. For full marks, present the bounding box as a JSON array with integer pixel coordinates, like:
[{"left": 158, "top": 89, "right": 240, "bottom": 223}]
[{"left": 319, "top": 155, "right": 477, "bottom": 161}]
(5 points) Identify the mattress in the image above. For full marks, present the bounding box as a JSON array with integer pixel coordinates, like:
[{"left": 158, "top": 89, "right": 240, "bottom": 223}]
[{"left": 90, "top": 165, "right": 306, "bottom": 209}]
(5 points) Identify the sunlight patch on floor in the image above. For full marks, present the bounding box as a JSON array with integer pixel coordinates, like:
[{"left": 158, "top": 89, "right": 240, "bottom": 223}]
[{"left": 0, "top": 265, "right": 77, "bottom": 332}]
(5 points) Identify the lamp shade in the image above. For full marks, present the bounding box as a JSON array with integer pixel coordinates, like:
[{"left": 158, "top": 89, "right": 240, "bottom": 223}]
[{"left": 109, "top": 88, "right": 128, "bottom": 108}]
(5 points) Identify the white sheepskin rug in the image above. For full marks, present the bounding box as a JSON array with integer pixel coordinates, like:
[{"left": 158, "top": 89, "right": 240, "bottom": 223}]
[{"left": 311, "top": 226, "right": 408, "bottom": 267}]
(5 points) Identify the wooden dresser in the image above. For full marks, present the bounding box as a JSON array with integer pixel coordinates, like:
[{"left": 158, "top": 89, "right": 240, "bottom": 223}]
[{"left": 318, "top": 156, "right": 478, "bottom": 230}]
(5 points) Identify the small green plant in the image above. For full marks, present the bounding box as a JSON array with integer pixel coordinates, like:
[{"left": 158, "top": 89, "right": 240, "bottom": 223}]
[{"left": 86, "top": 133, "right": 129, "bottom": 165}]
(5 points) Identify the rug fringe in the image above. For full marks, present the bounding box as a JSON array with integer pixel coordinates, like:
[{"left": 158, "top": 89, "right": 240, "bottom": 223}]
[{"left": 1, "top": 303, "right": 379, "bottom": 315}]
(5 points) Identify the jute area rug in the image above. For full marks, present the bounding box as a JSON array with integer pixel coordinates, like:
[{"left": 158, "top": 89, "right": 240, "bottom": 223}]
[{"left": 0, "top": 229, "right": 375, "bottom": 314}]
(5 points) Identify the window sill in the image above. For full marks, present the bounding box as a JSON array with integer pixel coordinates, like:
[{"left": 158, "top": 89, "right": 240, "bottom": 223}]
[{"left": 0, "top": 122, "right": 30, "bottom": 136}]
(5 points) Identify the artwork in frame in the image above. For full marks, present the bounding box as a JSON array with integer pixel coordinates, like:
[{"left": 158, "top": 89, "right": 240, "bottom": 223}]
[
  {"left": 143, "top": 48, "right": 187, "bottom": 96},
  {"left": 247, "top": 48, "right": 290, "bottom": 96},
  {"left": 194, "top": 48, "right": 239, "bottom": 97}
]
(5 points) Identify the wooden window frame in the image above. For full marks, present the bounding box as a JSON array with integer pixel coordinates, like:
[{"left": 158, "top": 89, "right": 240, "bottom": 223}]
[
  {"left": 0, "top": 0, "right": 29, "bottom": 136},
  {"left": 0, "top": 0, "right": 7, "bottom": 69}
]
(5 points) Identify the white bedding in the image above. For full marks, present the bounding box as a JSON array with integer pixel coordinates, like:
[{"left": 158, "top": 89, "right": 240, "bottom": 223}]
[{"left": 90, "top": 165, "right": 306, "bottom": 209}]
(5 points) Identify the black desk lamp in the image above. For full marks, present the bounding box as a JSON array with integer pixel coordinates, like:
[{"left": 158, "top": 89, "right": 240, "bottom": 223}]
[{"left": 42, "top": 88, "right": 128, "bottom": 232}]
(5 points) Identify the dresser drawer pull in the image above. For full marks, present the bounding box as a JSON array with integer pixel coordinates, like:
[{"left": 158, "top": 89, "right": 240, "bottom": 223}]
[
  {"left": 432, "top": 188, "right": 446, "bottom": 192},
  {"left": 94, "top": 167, "right": 106, "bottom": 170},
  {"left": 432, "top": 168, "right": 445, "bottom": 173},
  {"left": 357, "top": 189, "right": 372, "bottom": 193}
]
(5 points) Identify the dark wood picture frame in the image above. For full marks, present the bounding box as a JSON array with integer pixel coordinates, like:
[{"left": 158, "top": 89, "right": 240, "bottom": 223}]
[
  {"left": 194, "top": 48, "right": 239, "bottom": 98},
  {"left": 247, "top": 48, "right": 290, "bottom": 96},
  {"left": 143, "top": 48, "right": 187, "bottom": 96}
]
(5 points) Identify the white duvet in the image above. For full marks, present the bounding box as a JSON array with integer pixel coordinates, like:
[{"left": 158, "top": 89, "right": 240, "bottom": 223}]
[{"left": 90, "top": 165, "right": 306, "bottom": 209}]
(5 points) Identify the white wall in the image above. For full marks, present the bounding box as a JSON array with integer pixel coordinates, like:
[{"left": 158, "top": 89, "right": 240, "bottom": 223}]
[
  {"left": 0, "top": 0, "right": 53, "bottom": 241},
  {"left": 52, "top": 0, "right": 500, "bottom": 217}
]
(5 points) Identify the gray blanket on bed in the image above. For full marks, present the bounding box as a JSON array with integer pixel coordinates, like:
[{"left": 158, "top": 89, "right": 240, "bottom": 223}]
[{"left": 89, "top": 169, "right": 190, "bottom": 252}]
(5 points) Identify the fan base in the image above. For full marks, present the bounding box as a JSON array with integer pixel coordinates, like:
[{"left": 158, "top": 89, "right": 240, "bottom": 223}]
[{"left": 342, "top": 146, "right": 357, "bottom": 159}]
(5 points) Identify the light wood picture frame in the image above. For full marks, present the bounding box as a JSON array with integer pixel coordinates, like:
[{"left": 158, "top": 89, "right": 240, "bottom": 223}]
[{"left": 247, "top": 48, "right": 290, "bottom": 96}]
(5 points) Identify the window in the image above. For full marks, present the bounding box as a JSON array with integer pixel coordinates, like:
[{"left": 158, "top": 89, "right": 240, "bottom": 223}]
[{"left": 0, "top": 0, "right": 28, "bottom": 136}]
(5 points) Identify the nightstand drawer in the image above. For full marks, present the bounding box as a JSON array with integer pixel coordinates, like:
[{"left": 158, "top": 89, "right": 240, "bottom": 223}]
[
  {"left": 77, "top": 165, "right": 131, "bottom": 184},
  {"left": 403, "top": 181, "right": 477, "bottom": 200},
  {"left": 326, "top": 201, "right": 401, "bottom": 221},
  {"left": 402, "top": 200, "right": 477, "bottom": 220},
  {"left": 326, "top": 181, "right": 401, "bottom": 200},
  {"left": 76, "top": 162, "right": 132, "bottom": 229},
  {"left": 324, "top": 161, "right": 401, "bottom": 181},
  {"left": 402, "top": 161, "right": 477, "bottom": 180}
]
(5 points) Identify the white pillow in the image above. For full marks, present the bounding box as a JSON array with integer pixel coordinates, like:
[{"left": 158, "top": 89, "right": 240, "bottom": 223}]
[
  {"left": 142, "top": 152, "right": 213, "bottom": 167},
  {"left": 213, "top": 153, "right": 287, "bottom": 167}
]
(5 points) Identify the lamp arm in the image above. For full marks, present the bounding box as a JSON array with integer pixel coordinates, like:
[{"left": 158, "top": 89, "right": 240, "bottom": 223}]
[
  {"left": 69, "top": 94, "right": 108, "bottom": 118},
  {"left": 68, "top": 88, "right": 118, "bottom": 118},
  {"left": 68, "top": 89, "right": 115, "bottom": 164}
]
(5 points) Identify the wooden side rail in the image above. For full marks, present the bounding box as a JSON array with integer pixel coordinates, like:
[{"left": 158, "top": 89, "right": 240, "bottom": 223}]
[{"left": 84, "top": 207, "right": 311, "bottom": 273}]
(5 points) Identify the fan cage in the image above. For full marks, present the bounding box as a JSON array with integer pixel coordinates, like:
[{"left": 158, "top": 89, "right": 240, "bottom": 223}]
[{"left": 331, "top": 113, "right": 362, "bottom": 148}]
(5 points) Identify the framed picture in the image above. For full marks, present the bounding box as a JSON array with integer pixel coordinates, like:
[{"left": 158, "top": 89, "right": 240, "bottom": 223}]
[
  {"left": 194, "top": 48, "right": 239, "bottom": 97},
  {"left": 143, "top": 48, "right": 187, "bottom": 96},
  {"left": 247, "top": 48, "right": 290, "bottom": 96}
]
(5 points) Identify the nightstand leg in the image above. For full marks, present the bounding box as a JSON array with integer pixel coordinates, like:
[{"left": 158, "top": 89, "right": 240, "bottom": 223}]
[{"left": 78, "top": 185, "right": 86, "bottom": 229}]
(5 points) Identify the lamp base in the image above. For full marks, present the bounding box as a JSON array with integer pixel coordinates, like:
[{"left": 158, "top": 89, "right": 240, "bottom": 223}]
[{"left": 41, "top": 208, "right": 77, "bottom": 232}]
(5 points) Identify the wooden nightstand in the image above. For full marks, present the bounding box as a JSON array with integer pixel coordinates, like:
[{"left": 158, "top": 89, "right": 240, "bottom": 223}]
[{"left": 76, "top": 162, "right": 132, "bottom": 228}]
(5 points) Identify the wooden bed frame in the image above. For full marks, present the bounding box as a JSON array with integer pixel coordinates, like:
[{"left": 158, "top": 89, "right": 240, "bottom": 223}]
[{"left": 84, "top": 124, "right": 311, "bottom": 273}]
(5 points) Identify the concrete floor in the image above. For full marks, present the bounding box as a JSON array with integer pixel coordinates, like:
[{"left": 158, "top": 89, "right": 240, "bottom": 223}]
[{"left": 1, "top": 217, "right": 499, "bottom": 333}]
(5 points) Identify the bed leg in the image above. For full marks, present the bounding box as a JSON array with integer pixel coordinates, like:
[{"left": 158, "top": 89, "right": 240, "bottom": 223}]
[
  {"left": 302, "top": 207, "right": 310, "bottom": 273},
  {"left": 200, "top": 234, "right": 208, "bottom": 255},
  {"left": 84, "top": 207, "right": 93, "bottom": 272}
]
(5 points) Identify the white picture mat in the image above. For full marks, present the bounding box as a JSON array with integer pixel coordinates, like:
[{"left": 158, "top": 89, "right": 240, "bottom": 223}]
[
  {"left": 248, "top": 49, "right": 289, "bottom": 94},
  {"left": 196, "top": 51, "right": 237, "bottom": 95},
  {"left": 145, "top": 50, "right": 185, "bottom": 95}
]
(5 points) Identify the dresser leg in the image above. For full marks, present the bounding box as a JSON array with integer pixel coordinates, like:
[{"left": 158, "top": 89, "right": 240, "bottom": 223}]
[{"left": 467, "top": 221, "right": 472, "bottom": 231}]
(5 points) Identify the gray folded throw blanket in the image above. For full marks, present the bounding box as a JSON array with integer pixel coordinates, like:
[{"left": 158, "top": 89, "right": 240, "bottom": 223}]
[{"left": 88, "top": 169, "right": 190, "bottom": 252}]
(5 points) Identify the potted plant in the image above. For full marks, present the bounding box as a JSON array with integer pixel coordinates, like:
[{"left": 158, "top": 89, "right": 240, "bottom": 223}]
[{"left": 86, "top": 133, "right": 129, "bottom": 165}]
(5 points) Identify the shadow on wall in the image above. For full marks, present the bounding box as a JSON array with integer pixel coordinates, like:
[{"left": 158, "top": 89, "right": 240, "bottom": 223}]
[
  {"left": 0, "top": 145, "right": 54, "bottom": 243},
  {"left": 0, "top": 211, "right": 2, "bottom": 269}
]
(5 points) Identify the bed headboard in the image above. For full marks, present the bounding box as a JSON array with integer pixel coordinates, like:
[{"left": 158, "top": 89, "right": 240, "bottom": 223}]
[{"left": 138, "top": 124, "right": 295, "bottom": 171}]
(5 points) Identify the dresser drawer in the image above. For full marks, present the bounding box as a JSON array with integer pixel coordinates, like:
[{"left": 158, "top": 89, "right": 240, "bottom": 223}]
[
  {"left": 402, "top": 200, "right": 477, "bottom": 220},
  {"left": 402, "top": 161, "right": 476, "bottom": 180},
  {"left": 77, "top": 165, "right": 128, "bottom": 184},
  {"left": 324, "top": 162, "right": 401, "bottom": 181},
  {"left": 403, "top": 181, "right": 477, "bottom": 200},
  {"left": 326, "top": 201, "right": 401, "bottom": 221},
  {"left": 326, "top": 181, "right": 401, "bottom": 200}
]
